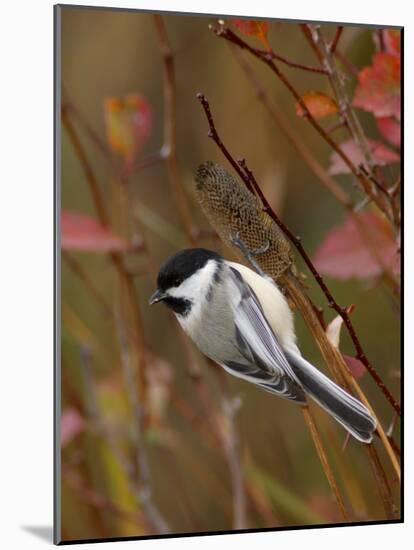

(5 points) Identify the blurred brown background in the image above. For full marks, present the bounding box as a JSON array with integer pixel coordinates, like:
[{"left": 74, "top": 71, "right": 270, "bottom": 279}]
[{"left": 60, "top": 6, "right": 401, "bottom": 542}]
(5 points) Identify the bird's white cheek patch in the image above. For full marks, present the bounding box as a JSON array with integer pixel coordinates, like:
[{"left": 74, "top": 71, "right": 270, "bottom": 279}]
[
  {"left": 168, "top": 260, "right": 219, "bottom": 332},
  {"left": 168, "top": 261, "right": 217, "bottom": 305}
]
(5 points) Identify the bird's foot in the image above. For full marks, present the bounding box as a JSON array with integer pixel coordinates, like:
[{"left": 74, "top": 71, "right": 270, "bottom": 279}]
[{"left": 230, "top": 232, "right": 270, "bottom": 278}]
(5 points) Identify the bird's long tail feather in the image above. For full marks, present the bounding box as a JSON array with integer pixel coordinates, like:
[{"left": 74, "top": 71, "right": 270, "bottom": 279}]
[{"left": 284, "top": 349, "right": 376, "bottom": 443}]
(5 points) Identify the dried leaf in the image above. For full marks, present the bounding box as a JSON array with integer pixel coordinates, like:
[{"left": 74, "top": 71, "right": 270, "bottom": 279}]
[
  {"left": 326, "top": 305, "right": 355, "bottom": 349},
  {"left": 61, "top": 408, "right": 84, "bottom": 447},
  {"left": 104, "top": 94, "right": 152, "bottom": 165},
  {"left": 325, "top": 312, "right": 366, "bottom": 380},
  {"left": 296, "top": 91, "right": 338, "bottom": 120},
  {"left": 353, "top": 53, "right": 400, "bottom": 120},
  {"left": 326, "top": 315, "right": 343, "bottom": 348},
  {"left": 343, "top": 355, "right": 366, "bottom": 380},
  {"left": 61, "top": 209, "right": 130, "bottom": 252},
  {"left": 328, "top": 138, "right": 399, "bottom": 175},
  {"left": 313, "top": 212, "right": 400, "bottom": 280},
  {"left": 232, "top": 19, "right": 270, "bottom": 49},
  {"left": 376, "top": 116, "right": 401, "bottom": 148}
]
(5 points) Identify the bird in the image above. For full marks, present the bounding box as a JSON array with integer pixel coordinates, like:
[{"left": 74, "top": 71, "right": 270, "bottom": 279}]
[{"left": 149, "top": 247, "right": 376, "bottom": 443}]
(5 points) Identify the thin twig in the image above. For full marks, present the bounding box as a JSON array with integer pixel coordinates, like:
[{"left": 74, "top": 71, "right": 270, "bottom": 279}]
[
  {"left": 301, "top": 406, "right": 349, "bottom": 521},
  {"left": 62, "top": 107, "right": 109, "bottom": 225},
  {"left": 255, "top": 48, "right": 329, "bottom": 74},
  {"left": 116, "top": 317, "right": 170, "bottom": 534},
  {"left": 389, "top": 178, "right": 401, "bottom": 231},
  {"left": 176, "top": 328, "right": 224, "bottom": 447},
  {"left": 63, "top": 85, "right": 166, "bottom": 180},
  {"left": 178, "top": 323, "right": 249, "bottom": 529},
  {"left": 312, "top": 28, "right": 382, "bottom": 179},
  {"left": 377, "top": 29, "right": 386, "bottom": 52},
  {"left": 247, "top": 155, "right": 401, "bottom": 416},
  {"left": 281, "top": 274, "right": 400, "bottom": 484},
  {"left": 230, "top": 45, "right": 399, "bottom": 298},
  {"left": 194, "top": 104, "right": 350, "bottom": 515},
  {"left": 387, "top": 412, "right": 401, "bottom": 458},
  {"left": 62, "top": 85, "right": 111, "bottom": 161},
  {"left": 358, "top": 164, "right": 389, "bottom": 196},
  {"left": 359, "top": 165, "right": 401, "bottom": 232},
  {"left": 62, "top": 464, "right": 149, "bottom": 530},
  {"left": 229, "top": 45, "right": 354, "bottom": 209},
  {"left": 216, "top": 370, "right": 247, "bottom": 529},
  {"left": 79, "top": 345, "right": 99, "bottom": 421},
  {"left": 366, "top": 445, "right": 399, "bottom": 519},
  {"left": 153, "top": 15, "right": 196, "bottom": 244},
  {"left": 330, "top": 26, "right": 344, "bottom": 54},
  {"left": 62, "top": 252, "right": 113, "bottom": 318},
  {"left": 130, "top": 149, "right": 167, "bottom": 174},
  {"left": 388, "top": 436, "right": 401, "bottom": 458},
  {"left": 389, "top": 178, "right": 401, "bottom": 199},
  {"left": 300, "top": 23, "right": 324, "bottom": 62},
  {"left": 77, "top": 344, "right": 167, "bottom": 530},
  {"left": 334, "top": 49, "right": 359, "bottom": 78},
  {"left": 197, "top": 93, "right": 400, "bottom": 417},
  {"left": 213, "top": 24, "right": 386, "bottom": 216},
  {"left": 196, "top": 95, "right": 400, "bottom": 516},
  {"left": 196, "top": 93, "right": 255, "bottom": 195},
  {"left": 222, "top": 397, "right": 247, "bottom": 529},
  {"left": 180, "top": 336, "right": 249, "bottom": 528},
  {"left": 326, "top": 119, "right": 347, "bottom": 134},
  {"left": 169, "top": 390, "right": 219, "bottom": 449},
  {"left": 304, "top": 25, "right": 395, "bottom": 223},
  {"left": 63, "top": 117, "right": 225, "bottom": 528},
  {"left": 62, "top": 103, "right": 148, "bottom": 400}
]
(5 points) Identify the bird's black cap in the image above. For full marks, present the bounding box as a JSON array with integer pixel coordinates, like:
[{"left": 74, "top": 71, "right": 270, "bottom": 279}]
[{"left": 156, "top": 248, "right": 222, "bottom": 292}]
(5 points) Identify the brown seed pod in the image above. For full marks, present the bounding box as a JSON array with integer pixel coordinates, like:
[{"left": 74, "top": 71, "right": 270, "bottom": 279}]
[{"left": 194, "top": 161, "right": 294, "bottom": 280}]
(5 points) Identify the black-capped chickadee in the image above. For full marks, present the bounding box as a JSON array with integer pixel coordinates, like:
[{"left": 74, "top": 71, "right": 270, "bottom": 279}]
[{"left": 150, "top": 248, "right": 376, "bottom": 443}]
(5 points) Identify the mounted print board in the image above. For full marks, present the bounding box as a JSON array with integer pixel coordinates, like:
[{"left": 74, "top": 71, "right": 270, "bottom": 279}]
[{"left": 55, "top": 4, "right": 402, "bottom": 544}]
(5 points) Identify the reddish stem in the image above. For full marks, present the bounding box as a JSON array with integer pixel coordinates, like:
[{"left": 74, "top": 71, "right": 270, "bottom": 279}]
[
  {"left": 330, "top": 26, "right": 344, "bottom": 54},
  {"left": 255, "top": 48, "right": 329, "bottom": 74},
  {"left": 197, "top": 94, "right": 400, "bottom": 417}
]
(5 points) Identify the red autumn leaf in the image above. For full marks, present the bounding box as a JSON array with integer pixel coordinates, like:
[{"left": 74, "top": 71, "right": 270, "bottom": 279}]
[
  {"left": 383, "top": 29, "right": 401, "bottom": 56},
  {"left": 313, "top": 212, "right": 400, "bottom": 280},
  {"left": 343, "top": 355, "right": 366, "bottom": 380},
  {"left": 296, "top": 91, "right": 338, "bottom": 120},
  {"left": 376, "top": 116, "right": 401, "bottom": 148},
  {"left": 232, "top": 19, "right": 270, "bottom": 49},
  {"left": 61, "top": 210, "right": 130, "bottom": 252},
  {"left": 373, "top": 29, "right": 400, "bottom": 56},
  {"left": 353, "top": 53, "right": 400, "bottom": 120},
  {"left": 328, "top": 139, "right": 399, "bottom": 175},
  {"left": 61, "top": 408, "right": 84, "bottom": 447},
  {"left": 104, "top": 94, "right": 152, "bottom": 166}
]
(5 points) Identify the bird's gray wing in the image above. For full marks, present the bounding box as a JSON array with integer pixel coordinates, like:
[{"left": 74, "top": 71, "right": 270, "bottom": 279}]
[{"left": 224, "top": 267, "right": 306, "bottom": 403}]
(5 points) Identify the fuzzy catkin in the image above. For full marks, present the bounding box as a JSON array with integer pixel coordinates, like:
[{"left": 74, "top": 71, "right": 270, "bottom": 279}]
[{"left": 194, "top": 161, "right": 293, "bottom": 280}]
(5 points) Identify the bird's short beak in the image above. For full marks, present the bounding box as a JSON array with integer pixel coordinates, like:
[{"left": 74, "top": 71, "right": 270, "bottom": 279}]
[{"left": 149, "top": 289, "right": 166, "bottom": 305}]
